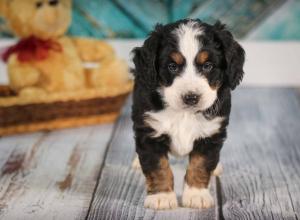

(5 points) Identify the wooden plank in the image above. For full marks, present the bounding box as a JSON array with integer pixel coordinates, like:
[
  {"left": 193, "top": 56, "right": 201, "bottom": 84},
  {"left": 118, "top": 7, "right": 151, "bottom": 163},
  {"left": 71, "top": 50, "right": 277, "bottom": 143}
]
[
  {"left": 0, "top": 123, "right": 115, "bottom": 220},
  {"left": 221, "top": 88, "right": 300, "bottom": 219},
  {"left": 87, "top": 101, "right": 218, "bottom": 220},
  {"left": 2, "top": 88, "right": 298, "bottom": 219}
]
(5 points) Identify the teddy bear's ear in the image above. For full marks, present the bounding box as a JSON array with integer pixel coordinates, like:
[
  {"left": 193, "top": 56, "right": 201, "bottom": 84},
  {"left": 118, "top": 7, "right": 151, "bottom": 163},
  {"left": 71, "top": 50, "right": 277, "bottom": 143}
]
[{"left": 63, "top": 0, "right": 72, "bottom": 7}]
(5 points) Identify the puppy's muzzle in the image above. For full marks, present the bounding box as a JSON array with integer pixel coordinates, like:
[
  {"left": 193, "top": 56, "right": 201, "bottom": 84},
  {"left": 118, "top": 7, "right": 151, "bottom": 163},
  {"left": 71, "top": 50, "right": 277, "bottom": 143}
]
[{"left": 182, "top": 92, "right": 200, "bottom": 106}]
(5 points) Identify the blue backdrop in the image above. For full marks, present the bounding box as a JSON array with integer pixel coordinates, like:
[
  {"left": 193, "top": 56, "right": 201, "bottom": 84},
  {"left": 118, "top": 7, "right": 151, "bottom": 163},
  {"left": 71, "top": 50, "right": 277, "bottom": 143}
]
[{"left": 1, "top": 0, "right": 300, "bottom": 40}]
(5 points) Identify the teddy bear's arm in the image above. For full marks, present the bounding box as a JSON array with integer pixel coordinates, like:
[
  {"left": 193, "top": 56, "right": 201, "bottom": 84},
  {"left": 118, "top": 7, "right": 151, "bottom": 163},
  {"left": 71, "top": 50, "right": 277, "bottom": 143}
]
[
  {"left": 73, "top": 37, "right": 115, "bottom": 62},
  {"left": 7, "top": 55, "right": 41, "bottom": 91}
]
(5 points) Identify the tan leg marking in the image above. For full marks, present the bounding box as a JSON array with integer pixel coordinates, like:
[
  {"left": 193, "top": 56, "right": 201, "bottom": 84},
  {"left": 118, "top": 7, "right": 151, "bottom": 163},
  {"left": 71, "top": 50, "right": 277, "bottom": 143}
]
[
  {"left": 144, "top": 156, "right": 178, "bottom": 209},
  {"left": 185, "top": 153, "right": 211, "bottom": 188},
  {"left": 146, "top": 156, "right": 174, "bottom": 193},
  {"left": 183, "top": 152, "right": 214, "bottom": 209}
]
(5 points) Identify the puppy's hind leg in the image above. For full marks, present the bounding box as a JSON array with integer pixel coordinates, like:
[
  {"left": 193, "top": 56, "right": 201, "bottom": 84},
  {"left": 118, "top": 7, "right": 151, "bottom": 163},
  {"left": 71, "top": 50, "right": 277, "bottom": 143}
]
[
  {"left": 212, "top": 163, "right": 223, "bottom": 176},
  {"left": 132, "top": 154, "right": 141, "bottom": 169}
]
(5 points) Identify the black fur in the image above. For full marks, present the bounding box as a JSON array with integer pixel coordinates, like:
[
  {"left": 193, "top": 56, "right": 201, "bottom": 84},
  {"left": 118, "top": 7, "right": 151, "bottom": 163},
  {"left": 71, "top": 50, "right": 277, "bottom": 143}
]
[{"left": 131, "top": 19, "right": 245, "bottom": 186}]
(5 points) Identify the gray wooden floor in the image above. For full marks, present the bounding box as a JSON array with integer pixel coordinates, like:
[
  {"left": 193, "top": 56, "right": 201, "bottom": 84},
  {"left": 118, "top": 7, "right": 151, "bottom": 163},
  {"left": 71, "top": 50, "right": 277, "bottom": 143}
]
[{"left": 0, "top": 88, "right": 299, "bottom": 220}]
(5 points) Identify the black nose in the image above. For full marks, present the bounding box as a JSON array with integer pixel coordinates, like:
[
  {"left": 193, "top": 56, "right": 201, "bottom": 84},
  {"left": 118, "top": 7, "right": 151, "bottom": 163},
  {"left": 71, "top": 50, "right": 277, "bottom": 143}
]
[
  {"left": 49, "top": 0, "right": 59, "bottom": 6},
  {"left": 182, "top": 93, "right": 200, "bottom": 106}
]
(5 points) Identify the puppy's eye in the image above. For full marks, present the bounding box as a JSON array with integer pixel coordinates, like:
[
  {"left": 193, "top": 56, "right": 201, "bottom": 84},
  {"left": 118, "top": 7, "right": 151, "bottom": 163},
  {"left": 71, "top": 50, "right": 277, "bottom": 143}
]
[
  {"left": 168, "top": 62, "right": 179, "bottom": 73},
  {"left": 203, "top": 62, "right": 213, "bottom": 72},
  {"left": 36, "top": 1, "right": 43, "bottom": 8}
]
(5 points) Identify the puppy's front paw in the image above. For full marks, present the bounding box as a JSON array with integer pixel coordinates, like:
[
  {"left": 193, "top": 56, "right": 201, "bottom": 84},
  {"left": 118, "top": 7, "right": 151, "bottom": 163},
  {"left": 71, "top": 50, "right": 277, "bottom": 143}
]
[
  {"left": 144, "top": 191, "right": 178, "bottom": 210},
  {"left": 182, "top": 184, "right": 214, "bottom": 209}
]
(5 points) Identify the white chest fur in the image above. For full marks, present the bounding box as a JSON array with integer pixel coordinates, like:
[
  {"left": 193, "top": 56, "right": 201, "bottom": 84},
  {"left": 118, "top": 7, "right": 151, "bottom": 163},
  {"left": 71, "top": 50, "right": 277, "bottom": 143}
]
[{"left": 144, "top": 108, "right": 224, "bottom": 156}]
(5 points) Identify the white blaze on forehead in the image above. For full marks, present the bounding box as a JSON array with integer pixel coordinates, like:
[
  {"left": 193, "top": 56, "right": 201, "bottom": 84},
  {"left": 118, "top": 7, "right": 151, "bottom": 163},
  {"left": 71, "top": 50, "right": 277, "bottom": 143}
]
[
  {"left": 174, "top": 21, "right": 203, "bottom": 65},
  {"left": 161, "top": 21, "right": 217, "bottom": 111}
]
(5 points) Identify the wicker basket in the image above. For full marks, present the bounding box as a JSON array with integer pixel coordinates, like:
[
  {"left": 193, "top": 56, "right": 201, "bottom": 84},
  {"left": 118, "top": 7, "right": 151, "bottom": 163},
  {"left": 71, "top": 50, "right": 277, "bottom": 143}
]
[{"left": 0, "top": 82, "right": 132, "bottom": 136}]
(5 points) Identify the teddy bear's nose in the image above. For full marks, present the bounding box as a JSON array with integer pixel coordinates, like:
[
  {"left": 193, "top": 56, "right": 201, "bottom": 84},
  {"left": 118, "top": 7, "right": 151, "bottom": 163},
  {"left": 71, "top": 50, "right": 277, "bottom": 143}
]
[{"left": 49, "top": 0, "right": 59, "bottom": 6}]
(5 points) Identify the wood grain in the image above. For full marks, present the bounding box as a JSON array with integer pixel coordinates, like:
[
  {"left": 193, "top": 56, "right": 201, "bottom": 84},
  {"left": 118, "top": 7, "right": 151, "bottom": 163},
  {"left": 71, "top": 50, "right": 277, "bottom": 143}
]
[
  {"left": 0, "top": 124, "right": 114, "bottom": 220},
  {"left": 0, "top": 88, "right": 300, "bottom": 219},
  {"left": 86, "top": 100, "right": 218, "bottom": 220},
  {"left": 221, "top": 88, "right": 300, "bottom": 219}
]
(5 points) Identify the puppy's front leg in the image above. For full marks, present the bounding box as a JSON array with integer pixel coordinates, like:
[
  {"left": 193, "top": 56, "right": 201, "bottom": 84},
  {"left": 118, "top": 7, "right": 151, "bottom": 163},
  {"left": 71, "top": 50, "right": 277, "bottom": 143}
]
[
  {"left": 182, "top": 150, "right": 219, "bottom": 209},
  {"left": 139, "top": 152, "right": 177, "bottom": 210}
]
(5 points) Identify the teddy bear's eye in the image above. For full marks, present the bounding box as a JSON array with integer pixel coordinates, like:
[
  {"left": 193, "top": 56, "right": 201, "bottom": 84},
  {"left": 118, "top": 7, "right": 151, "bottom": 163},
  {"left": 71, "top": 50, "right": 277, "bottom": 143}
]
[
  {"left": 49, "top": 0, "right": 59, "bottom": 6},
  {"left": 36, "top": 1, "right": 43, "bottom": 8}
]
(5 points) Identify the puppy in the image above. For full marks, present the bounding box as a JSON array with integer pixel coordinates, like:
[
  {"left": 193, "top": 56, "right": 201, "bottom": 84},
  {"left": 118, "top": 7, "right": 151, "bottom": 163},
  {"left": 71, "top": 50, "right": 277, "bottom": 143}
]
[{"left": 131, "top": 19, "right": 245, "bottom": 210}]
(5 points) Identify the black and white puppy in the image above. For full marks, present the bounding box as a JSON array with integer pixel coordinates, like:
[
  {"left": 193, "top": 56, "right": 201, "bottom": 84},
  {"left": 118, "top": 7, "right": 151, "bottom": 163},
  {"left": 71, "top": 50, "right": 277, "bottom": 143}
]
[{"left": 131, "top": 19, "right": 245, "bottom": 210}]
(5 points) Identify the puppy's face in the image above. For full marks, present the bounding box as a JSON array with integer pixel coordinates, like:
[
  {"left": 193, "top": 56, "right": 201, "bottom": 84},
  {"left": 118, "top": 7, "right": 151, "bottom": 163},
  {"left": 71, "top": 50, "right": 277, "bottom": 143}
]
[
  {"left": 133, "top": 19, "right": 245, "bottom": 112},
  {"left": 158, "top": 21, "right": 222, "bottom": 111}
]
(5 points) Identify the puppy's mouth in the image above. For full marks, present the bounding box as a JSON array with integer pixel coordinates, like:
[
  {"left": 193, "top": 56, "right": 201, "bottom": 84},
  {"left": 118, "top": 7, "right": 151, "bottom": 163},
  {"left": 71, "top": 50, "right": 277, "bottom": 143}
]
[
  {"left": 185, "top": 99, "right": 219, "bottom": 115},
  {"left": 182, "top": 105, "right": 205, "bottom": 115},
  {"left": 193, "top": 108, "right": 210, "bottom": 115},
  {"left": 181, "top": 92, "right": 207, "bottom": 112},
  {"left": 159, "top": 85, "right": 218, "bottom": 114},
  {"left": 195, "top": 109, "right": 203, "bottom": 114}
]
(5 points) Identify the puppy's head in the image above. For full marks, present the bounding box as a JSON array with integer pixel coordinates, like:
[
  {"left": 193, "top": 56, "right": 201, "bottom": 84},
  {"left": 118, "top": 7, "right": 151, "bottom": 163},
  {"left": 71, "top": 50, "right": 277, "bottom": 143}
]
[{"left": 132, "top": 19, "right": 245, "bottom": 112}]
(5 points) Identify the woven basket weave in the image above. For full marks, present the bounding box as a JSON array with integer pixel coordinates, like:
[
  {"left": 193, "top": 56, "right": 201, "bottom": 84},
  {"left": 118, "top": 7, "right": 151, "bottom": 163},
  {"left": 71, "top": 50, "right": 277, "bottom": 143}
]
[{"left": 0, "top": 82, "right": 132, "bottom": 136}]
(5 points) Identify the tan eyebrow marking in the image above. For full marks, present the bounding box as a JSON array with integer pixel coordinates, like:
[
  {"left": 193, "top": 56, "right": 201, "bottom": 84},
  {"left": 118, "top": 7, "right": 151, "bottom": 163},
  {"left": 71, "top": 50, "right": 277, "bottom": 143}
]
[
  {"left": 170, "top": 52, "right": 184, "bottom": 65},
  {"left": 197, "top": 51, "right": 209, "bottom": 64}
]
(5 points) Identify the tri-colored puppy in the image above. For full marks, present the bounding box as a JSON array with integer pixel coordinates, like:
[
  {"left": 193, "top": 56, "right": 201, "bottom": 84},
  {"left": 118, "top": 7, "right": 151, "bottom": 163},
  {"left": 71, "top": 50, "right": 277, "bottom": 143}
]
[{"left": 131, "top": 19, "right": 245, "bottom": 210}]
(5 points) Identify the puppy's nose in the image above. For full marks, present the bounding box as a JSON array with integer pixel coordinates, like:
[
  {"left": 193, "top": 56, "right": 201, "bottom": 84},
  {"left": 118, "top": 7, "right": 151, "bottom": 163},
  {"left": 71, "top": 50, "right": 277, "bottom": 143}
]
[{"left": 182, "top": 92, "right": 200, "bottom": 106}]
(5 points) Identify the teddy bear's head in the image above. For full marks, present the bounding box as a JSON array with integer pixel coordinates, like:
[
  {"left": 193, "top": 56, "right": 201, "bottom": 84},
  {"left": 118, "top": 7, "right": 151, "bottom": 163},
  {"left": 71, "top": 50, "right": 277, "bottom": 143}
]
[{"left": 0, "top": 0, "right": 71, "bottom": 40}]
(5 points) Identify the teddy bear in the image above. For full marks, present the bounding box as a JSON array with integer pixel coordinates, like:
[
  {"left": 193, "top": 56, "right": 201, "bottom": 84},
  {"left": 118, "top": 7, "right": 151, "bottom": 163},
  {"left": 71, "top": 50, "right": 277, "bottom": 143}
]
[{"left": 0, "top": 0, "right": 129, "bottom": 96}]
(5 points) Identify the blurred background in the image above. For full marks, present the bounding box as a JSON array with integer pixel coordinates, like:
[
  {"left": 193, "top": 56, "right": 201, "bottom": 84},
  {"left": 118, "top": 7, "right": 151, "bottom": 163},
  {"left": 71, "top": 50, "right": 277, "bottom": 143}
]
[
  {"left": 1, "top": 0, "right": 300, "bottom": 40},
  {"left": 1, "top": 0, "right": 300, "bottom": 86}
]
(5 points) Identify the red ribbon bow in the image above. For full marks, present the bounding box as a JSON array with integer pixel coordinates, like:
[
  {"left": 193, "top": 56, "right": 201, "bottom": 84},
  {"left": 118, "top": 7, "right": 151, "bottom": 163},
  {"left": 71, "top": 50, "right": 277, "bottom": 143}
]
[{"left": 1, "top": 36, "right": 62, "bottom": 62}]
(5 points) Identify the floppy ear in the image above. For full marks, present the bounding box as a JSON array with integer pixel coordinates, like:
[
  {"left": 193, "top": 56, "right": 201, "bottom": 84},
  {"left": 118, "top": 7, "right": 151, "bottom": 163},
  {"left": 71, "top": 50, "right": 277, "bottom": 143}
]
[
  {"left": 214, "top": 21, "right": 245, "bottom": 90},
  {"left": 132, "top": 24, "right": 163, "bottom": 90}
]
